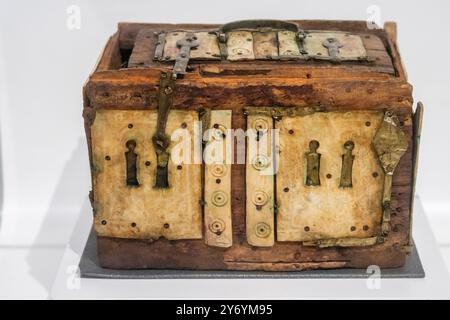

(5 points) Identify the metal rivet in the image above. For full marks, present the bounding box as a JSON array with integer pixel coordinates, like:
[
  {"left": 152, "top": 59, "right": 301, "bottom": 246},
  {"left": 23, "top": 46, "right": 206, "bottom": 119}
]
[
  {"left": 255, "top": 222, "right": 271, "bottom": 238},
  {"left": 253, "top": 118, "right": 269, "bottom": 131},
  {"left": 252, "top": 155, "right": 270, "bottom": 171},
  {"left": 350, "top": 226, "right": 356, "bottom": 231},
  {"left": 212, "top": 125, "right": 227, "bottom": 140},
  {"left": 128, "top": 123, "right": 133, "bottom": 129},
  {"left": 101, "top": 220, "right": 107, "bottom": 225},
  {"left": 365, "top": 121, "right": 371, "bottom": 127},
  {"left": 164, "top": 86, "right": 173, "bottom": 95},
  {"left": 363, "top": 225, "right": 369, "bottom": 231},
  {"left": 288, "top": 129, "right": 294, "bottom": 134},
  {"left": 209, "top": 219, "right": 225, "bottom": 234},
  {"left": 105, "top": 155, "right": 111, "bottom": 161},
  {"left": 164, "top": 223, "right": 170, "bottom": 229},
  {"left": 304, "top": 226, "right": 310, "bottom": 232},
  {"left": 181, "top": 122, "right": 187, "bottom": 129},
  {"left": 372, "top": 172, "right": 379, "bottom": 178},
  {"left": 211, "top": 191, "right": 228, "bottom": 207},
  {"left": 215, "top": 178, "right": 221, "bottom": 184},
  {"left": 210, "top": 165, "right": 227, "bottom": 177},
  {"left": 145, "top": 161, "right": 151, "bottom": 166},
  {"left": 252, "top": 191, "right": 269, "bottom": 206},
  {"left": 326, "top": 173, "right": 332, "bottom": 179},
  {"left": 283, "top": 187, "right": 289, "bottom": 192},
  {"left": 131, "top": 222, "right": 136, "bottom": 228},
  {"left": 177, "top": 165, "right": 182, "bottom": 170}
]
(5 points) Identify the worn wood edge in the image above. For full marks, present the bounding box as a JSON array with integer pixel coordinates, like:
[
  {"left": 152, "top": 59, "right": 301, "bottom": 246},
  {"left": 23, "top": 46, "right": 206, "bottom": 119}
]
[
  {"left": 223, "top": 261, "right": 347, "bottom": 271},
  {"left": 383, "top": 22, "right": 407, "bottom": 80},
  {"left": 96, "top": 234, "right": 407, "bottom": 270},
  {"left": 408, "top": 102, "right": 424, "bottom": 250},
  {"left": 96, "top": 31, "right": 121, "bottom": 72},
  {"left": 384, "top": 22, "right": 397, "bottom": 42}
]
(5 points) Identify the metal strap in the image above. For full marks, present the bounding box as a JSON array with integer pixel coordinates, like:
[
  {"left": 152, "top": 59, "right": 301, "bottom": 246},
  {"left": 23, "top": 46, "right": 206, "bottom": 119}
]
[{"left": 152, "top": 71, "right": 176, "bottom": 188}]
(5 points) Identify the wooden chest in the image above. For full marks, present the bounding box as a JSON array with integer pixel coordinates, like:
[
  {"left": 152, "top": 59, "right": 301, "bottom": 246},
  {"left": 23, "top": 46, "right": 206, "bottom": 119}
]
[{"left": 83, "top": 20, "right": 423, "bottom": 271}]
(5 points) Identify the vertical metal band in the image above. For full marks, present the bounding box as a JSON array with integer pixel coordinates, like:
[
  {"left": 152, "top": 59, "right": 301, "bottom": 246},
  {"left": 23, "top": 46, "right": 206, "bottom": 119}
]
[
  {"left": 373, "top": 110, "right": 409, "bottom": 237},
  {"left": 152, "top": 71, "right": 176, "bottom": 188}
]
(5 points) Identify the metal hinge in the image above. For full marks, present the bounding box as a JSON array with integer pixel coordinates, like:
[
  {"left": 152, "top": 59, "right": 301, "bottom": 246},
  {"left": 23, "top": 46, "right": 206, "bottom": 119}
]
[{"left": 172, "top": 32, "right": 199, "bottom": 75}]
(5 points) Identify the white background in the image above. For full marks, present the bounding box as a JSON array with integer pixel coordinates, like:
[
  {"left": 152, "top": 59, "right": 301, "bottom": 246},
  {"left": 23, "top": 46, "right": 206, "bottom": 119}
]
[{"left": 0, "top": 0, "right": 449, "bottom": 298}]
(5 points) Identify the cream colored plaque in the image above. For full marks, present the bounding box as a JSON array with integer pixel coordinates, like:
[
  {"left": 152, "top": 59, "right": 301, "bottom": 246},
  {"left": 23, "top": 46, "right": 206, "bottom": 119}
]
[
  {"left": 246, "top": 114, "right": 275, "bottom": 246},
  {"left": 204, "top": 110, "right": 233, "bottom": 247},
  {"left": 226, "top": 31, "right": 255, "bottom": 61},
  {"left": 276, "top": 111, "right": 384, "bottom": 242},
  {"left": 304, "top": 31, "right": 367, "bottom": 60},
  {"left": 163, "top": 31, "right": 221, "bottom": 60},
  {"left": 91, "top": 110, "right": 202, "bottom": 240},
  {"left": 253, "top": 31, "right": 278, "bottom": 59}
]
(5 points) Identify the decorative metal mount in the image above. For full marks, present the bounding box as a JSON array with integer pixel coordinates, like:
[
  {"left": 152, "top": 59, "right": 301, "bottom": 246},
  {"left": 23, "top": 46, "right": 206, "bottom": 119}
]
[
  {"left": 303, "top": 110, "right": 409, "bottom": 248},
  {"left": 173, "top": 32, "right": 199, "bottom": 75},
  {"left": 373, "top": 110, "right": 409, "bottom": 236},
  {"left": 152, "top": 71, "right": 176, "bottom": 188}
]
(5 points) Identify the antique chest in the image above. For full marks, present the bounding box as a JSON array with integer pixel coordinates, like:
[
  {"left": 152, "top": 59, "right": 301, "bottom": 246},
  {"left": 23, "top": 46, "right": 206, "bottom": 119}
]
[{"left": 83, "top": 20, "right": 423, "bottom": 271}]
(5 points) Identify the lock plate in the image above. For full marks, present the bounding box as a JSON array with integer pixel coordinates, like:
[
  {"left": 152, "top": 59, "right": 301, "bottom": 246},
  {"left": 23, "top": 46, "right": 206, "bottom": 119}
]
[
  {"left": 276, "top": 111, "right": 384, "bottom": 242},
  {"left": 91, "top": 110, "right": 202, "bottom": 240},
  {"left": 304, "top": 31, "right": 367, "bottom": 60},
  {"left": 158, "top": 31, "right": 221, "bottom": 62}
]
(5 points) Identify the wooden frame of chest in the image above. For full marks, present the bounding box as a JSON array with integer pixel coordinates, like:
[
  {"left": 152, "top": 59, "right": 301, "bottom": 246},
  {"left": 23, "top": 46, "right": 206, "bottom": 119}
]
[{"left": 83, "top": 20, "right": 423, "bottom": 271}]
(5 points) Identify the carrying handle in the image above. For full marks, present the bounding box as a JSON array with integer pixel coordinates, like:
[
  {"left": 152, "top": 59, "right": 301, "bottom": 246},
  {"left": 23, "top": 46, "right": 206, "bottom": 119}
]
[{"left": 220, "top": 19, "right": 301, "bottom": 33}]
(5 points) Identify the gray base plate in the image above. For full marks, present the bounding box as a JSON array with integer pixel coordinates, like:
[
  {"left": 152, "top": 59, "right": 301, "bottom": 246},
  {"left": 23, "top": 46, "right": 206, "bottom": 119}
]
[{"left": 79, "top": 229, "right": 425, "bottom": 279}]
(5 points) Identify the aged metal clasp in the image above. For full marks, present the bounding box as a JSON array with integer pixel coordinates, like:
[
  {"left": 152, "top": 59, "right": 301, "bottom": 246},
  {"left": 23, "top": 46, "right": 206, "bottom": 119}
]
[
  {"left": 322, "top": 37, "right": 343, "bottom": 62},
  {"left": 152, "top": 71, "right": 176, "bottom": 188},
  {"left": 373, "top": 110, "right": 409, "bottom": 235},
  {"left": 173, "top": 32, "right": 199, "bottom": 74}
]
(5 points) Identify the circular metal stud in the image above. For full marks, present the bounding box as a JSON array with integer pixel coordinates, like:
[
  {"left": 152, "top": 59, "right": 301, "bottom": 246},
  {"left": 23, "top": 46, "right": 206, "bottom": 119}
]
[
  {"left": 255, "top": 222, "right": 271, "bottom": 238},
  {"left": 210, "top": 165, "right": 227, "bottom": 177},
  {"left": 252, "top": 190, "right": 269, "bottom": 206},
  {"left": 252, "top": 155, "right": 270, "bottom": 171},
  {"left": 211, "top": 191, "right": 228, "bottom": 207},
  {"left": 209, "top": 219, "right": 226, "bottom": 234}
]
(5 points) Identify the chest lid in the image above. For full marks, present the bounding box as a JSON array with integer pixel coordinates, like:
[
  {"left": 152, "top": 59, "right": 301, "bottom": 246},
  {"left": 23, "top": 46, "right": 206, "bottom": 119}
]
[{"left": 128, "top": 20, "right": 395, "bottom": 76}]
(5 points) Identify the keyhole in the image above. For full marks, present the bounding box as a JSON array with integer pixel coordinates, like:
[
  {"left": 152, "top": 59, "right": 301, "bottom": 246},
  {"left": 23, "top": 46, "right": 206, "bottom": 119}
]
[
  {"left": 125, "top": 140, "right": 139, "bottom": 186},
  {"left": 305, "top": 140, "right": 321, "bottom": 186}
]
